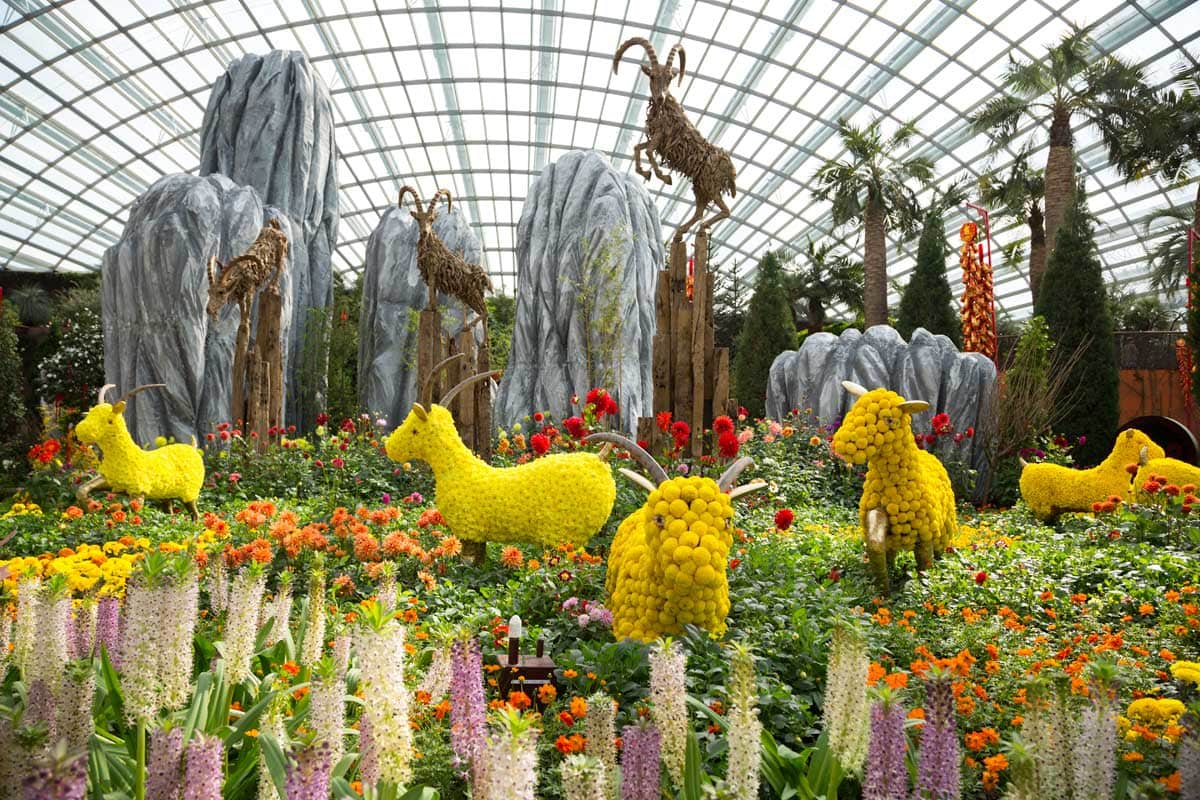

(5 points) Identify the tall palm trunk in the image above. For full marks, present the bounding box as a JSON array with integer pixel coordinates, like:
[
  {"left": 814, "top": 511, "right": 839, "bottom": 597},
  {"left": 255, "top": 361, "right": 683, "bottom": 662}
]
[
  {"left": 1042, "top": 104, "right": 1075, "bottom": 259},
  {"left": 1028, "top": 202, "right": 1047, "bottom": 305},
  {"left": 807, "top": 296, "right": 826, "bottom": 333},
  {"left": 863, "top": 201, "right": 888, "bottom": 327}
]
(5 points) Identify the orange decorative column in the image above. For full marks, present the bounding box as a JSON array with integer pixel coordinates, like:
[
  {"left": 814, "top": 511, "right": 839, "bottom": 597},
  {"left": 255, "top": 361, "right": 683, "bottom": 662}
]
[{"left": 959, "top": 221, "right": 996, "bottom": 362}]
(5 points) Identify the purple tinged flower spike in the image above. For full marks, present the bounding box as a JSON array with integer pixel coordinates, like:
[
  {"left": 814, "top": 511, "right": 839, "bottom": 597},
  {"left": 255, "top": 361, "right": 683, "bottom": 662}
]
[
  {"left": 182, "top": 733, "right": 223, "bottom": 800},
  {"left": 25, "top": 679, "right": 58, "bottom": 743},
  {"left": 21, "top": 752, "right": 87, "bottom": 800},
  {"left": 357, "top": 713, "right": 379, "bottom": 788},
  {"left": 145, "top": 726, "right": 184, "bottom": 800},
  {"left": 619, "top": 723, "right": 661, "bottom": 800},
  {"left": 284, "top": 741, "right": 334, "bottom": 800},
  {"left": 864, "top": 696, "right": 908, "bottom": 800},
  {"left": 94, "top": 597, "right": 120, "bottom": 668},
  {"left": 913, "top": 673, "right": 959, "bottom": 800},
  {"left": 449, "top": 637, "right": 487, "bottom": 787}
]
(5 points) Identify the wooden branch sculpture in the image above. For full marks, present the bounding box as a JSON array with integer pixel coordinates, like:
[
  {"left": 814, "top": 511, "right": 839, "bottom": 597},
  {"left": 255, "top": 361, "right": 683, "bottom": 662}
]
[
  {"left": 206, "top": 219, "right": 288, "bottom": 426},
  {"left": 613, "top": 37, "right": 737, "bottom": 242},
  {"left": 398, "top": 186, "right": 492, "bottom": 319}
]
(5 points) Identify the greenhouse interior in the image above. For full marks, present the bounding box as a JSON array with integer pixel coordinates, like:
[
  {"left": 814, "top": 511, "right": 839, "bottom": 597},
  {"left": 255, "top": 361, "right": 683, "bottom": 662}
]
[{"left": 3, "top": 0, "right": 1200, "bottom": 797}]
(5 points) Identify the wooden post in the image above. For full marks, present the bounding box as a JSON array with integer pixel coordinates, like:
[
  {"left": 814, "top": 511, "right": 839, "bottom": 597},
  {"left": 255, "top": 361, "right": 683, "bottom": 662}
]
[
  {"left": 690, "top": 234, "right": 708, "bottom": 457},
  {"left": 456, "top": 328, "right": 475, "bottom": 448},
  {"left": 417, "top": 308, "right": 441, "bottom": 403},
  {"left": 670, "top": 238, "right": 692, "bottom": 425}
]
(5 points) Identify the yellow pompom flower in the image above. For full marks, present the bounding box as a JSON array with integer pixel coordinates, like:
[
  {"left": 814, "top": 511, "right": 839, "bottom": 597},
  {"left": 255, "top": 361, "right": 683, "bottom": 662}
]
[{"left": 1170, "top": 660, "right": 1200, "bottom": 686}]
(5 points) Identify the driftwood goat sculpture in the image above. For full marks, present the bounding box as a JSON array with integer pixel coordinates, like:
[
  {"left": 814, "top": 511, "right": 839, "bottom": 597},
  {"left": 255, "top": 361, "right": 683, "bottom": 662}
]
[
  {"left": 613, "top": 37, "right": 737, "bottom": 242},
  {"left": 399, "top": 186, "right": 492, "bottom": 319},
  {"left": 206, "top": 218, "right": 289, "bottom": 430}
]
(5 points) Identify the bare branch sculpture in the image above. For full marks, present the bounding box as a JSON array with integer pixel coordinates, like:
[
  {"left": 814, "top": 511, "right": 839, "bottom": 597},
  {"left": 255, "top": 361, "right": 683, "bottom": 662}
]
[
  {"left": 613, "top": 37, "right": 737, "bottom": 242},
  {"left": 398, "top": 185, "right": 492, "bottom": 319}
]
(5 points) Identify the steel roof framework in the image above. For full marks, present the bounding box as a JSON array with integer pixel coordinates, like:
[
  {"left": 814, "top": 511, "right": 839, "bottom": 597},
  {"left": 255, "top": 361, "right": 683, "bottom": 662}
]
[{"left": 1, "top": 0, "right": 1198, "bottom": 320}]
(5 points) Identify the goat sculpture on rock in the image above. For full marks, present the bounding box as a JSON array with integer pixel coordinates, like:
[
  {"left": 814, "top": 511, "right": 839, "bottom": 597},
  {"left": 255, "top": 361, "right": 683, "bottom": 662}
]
[
  {"left": 399, "top": 185, "right": 492, "bottom": 320},
  {"left": 613, "top": 36, "right": 737, "bottom": 242},
  {"left": 74, "top": 384, "right": 206, "bottom": 520}
]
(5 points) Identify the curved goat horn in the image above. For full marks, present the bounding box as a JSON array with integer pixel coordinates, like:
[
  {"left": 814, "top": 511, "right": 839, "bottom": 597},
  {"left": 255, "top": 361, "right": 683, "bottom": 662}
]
[
  {"left": 97, "top": 383, "right": 116, "bottom": 404},
  {"left": 422, "top": 353, "right": 467, "bottom": 407},
  {"left": 398, "top": 185, "right": 423, "bottom": 214},
  {"left": 427, "top": 188, "right": 453, "bottom": 216},
  {"left": 665, "top": 43, "right": 686, "bottom": 84},
  {"left": 440, "top": 371, "right": 499, "bottom": 407},
  {"left": 717, "top": 456, "right": 755, "bottom": 492},
  {"left": 583, "top": 432, "right": 669, "bottom": 486},
  {"left": 117, "top": 383, "right": 167, "bottom": 405},
  {"left": 613, "top": 36, "right": 659, "bottom": 73}
]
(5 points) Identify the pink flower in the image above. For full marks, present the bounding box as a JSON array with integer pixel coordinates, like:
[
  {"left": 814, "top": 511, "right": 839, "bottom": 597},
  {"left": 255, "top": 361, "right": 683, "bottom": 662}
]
[
  {"left": 737, "top": 428, "right": 753, "bottom": 445},
  {"left": 228, "top": 473, "right": 240, "bottom": 484},
  {"left": 331, "top": 457, "right": 345, "bottom": 469}
]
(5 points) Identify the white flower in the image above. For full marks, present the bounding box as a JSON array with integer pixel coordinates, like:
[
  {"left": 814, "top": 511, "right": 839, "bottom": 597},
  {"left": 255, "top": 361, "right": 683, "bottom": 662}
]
[{"left": 650, "top": 640, "right": 688, "bottom": 787}]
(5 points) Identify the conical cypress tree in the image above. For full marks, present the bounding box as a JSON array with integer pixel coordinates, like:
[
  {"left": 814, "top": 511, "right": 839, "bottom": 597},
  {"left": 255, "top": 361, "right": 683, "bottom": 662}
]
[
  {"left": 1034, "top": 191, "right": 1118, "bottom": 465},
  {"left": 733, "top": 250, "right": 797, "bottom": 418},
  {"left": 896, "top": 209, "right": 961, "bottom": 346}
]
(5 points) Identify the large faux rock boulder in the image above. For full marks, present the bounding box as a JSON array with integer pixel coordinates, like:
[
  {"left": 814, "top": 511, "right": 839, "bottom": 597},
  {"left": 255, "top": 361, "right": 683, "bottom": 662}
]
[
  {"left": 102, "top": 173, "right": 293, "bottom": 445},
  {"left": 358, "top": 205, "right": 485, "bottom": 426},
  {"left": 495, "top": 150, "right": 662, "bottom": 432},
  {"left": 767, "top": 325, "right": 998, "bottom": 483},
  {"left": 198, "top": 50, "right": 338, "bottom": 428}
]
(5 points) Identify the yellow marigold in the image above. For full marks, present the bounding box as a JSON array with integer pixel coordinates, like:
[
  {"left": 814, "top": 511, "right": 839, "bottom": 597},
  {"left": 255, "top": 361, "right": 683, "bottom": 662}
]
[{"left": 1170, "top": 660, "right": 1200, "bottom": 686}]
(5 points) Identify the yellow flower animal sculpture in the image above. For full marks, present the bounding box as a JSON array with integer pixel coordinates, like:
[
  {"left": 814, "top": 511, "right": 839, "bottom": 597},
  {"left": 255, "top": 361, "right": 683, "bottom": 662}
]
[
  {"left": 1133, "top": 443, "right": 1200, "bottom": 498},
  {"left": 384, "top": 361, "right": 616, "bottom": 547},
  {"left": 591, "top": 433, "right": 765, "bottom": 642},
  {"left": 1018, "top": 428, "right": 1164, "bottom": 521},
  {"left": 831, "top": 382, "right": 957, "bottom": 594},
  {"left": 74, "top": 384, "right": 205, "bottom": 521}
]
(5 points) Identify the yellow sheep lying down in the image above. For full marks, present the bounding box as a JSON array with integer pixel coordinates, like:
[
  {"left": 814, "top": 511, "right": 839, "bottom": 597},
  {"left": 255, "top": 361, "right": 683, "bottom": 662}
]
[
  {"left": 1133, "top": 445, "right": 1200, "bottom": 498},
  {"left": 384, "top": 364, "right": 616, "bottom": 547},
  {"left": 73, "top": 384, "right": 206, "bottom": 520},
  {"left": 831, "top": 381, "right": 957, "bottom": 594},
  {"left": 1018, "top": 429, "right": 1163, "bottom": 521}
]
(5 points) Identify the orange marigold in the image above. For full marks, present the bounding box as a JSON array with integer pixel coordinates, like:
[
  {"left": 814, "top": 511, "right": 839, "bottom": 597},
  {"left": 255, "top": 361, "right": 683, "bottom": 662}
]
[{"left": 500, "top": 547, "right": 524, "bottom": 568}]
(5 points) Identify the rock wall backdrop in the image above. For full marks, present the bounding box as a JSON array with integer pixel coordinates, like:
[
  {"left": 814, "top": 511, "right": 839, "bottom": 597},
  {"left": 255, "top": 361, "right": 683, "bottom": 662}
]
[
  {"left": 358, "top": 204, "right": 485, "bottom": 426},
  {"left": 102, "top": 173, "right": 293, "bottom": 445},
  {"left": 198, "top": 49, "right": 338, "bottom": 428},
  {"left": 495, "top": 150, "right": 662, "bottom": 432},
  {"left": 767, "top": 326, "right": 998, "bottom": 484}
]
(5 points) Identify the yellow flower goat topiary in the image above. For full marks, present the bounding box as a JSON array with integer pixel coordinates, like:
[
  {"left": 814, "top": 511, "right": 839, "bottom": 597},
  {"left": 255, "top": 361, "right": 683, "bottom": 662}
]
[
  {"left": 1132, "top": 442, "right": 1200, "bottom": 499},
  {"left": 384, "top": 364, "right": 616, "bottom": 547},
  {"left": 592, "top": 433, "right": 765, "bottom": 642},
  {"left": 1018, "top": 429, "right": 1163, "bottom": 521},
  {"left": 831, "top": 382, "right": 957, "bottom": 593},
  {"left": 73, "top": 384, "right": 206, "bottom": 520}
]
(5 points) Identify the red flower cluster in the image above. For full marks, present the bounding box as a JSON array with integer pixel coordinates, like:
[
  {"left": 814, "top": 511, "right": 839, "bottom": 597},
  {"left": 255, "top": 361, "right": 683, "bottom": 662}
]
[
  {"left": 28, "top": 439, "right": 61, "bottom": 464},
  {"left": 931, "top": 413, "right": 952, "bottom": 435},
  {"left": 671, "top": 420, "right": 691, "bottom": 450},
  {"left": 530, "top": 432, "right": 550, "bottom": 456},
  {"left": 774, "top": 508, "right": 794, "bottom": 531},
  {"left": 712, "top": 415, "right": 734, "bottom": 435},
  {"left": 563, "top": 416, "right": 588, "bottom": 438},
  {"left": 717, "top": 431, "right": 740, "bottom": 459},
  {"left": 656, "top": 410, "right": 673, "bottom": 432},
  {"left": 585, "top": 388, "right": 619, "bottom": 419}
]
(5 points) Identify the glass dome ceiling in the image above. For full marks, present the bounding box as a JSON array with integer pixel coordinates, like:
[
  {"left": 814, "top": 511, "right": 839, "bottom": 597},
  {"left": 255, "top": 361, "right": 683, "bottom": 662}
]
[{"left": 1, "top": 0, "right": 1198, "bottom": 319}]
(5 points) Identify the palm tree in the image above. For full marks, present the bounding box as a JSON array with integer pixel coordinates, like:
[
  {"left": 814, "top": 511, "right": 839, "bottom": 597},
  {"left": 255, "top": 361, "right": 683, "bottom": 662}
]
[
  {"left": 970, "top": 27, "right": 1150, "bottom": 262},
  {"left": 783, "top": 239, "right": 864, "bottom": 332},
  {"left": 979, "top": 150, "right": 1048, "bottom": 302},
  {"left": 812, "top": 116, "right": 934, "bottom": 327},
  {"left": 1110, "top": 63, "right": 1200, "bottom": 290}
]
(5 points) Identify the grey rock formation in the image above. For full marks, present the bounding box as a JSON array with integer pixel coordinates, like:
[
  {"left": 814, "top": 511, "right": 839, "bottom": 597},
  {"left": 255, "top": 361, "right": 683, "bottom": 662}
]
[
  {"left": 495, "top": 150, "right": 663, "bottom": 432},
  {"left": 767, "top": 325, "right": 998, "bottom": 485},
  {"left": 198, "top": 49, "right": 338, "bottom": 428},
  {"left": 102, "top": 173, "right": 294, "bottom": 446},
  {"left": 358, "top": 204, "right": 486, "bottom": 427}
]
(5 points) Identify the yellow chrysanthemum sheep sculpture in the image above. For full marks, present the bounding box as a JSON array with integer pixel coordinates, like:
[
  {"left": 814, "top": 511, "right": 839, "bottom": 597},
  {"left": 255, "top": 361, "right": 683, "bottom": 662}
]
[
  {"left": 589, "top": 432, "right": 765, "bottom": 642},
  {"left": 384, "top": 359, "right": 616, "bottom": 547},
  {"left": 73, "top": 383, "right": 206, "bottom": 520},
  {"left": 831, "top": 381, "right": 957, "bottom": 593},
  {"left": 1018, "top": 429, "right": 1163, "bottom": 520},
  {"left": 1133, "top": 443, "right": 1200, "bottom": 500}
]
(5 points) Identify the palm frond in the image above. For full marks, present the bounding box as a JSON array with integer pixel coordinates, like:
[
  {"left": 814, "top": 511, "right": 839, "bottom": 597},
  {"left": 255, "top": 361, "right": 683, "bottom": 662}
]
[
  {"left": 888, "top": 120, "right": 920, "bottom": 150},
  {"left": 1048, "top": 27, "right": 1093, "bottom": 87},
  {"left": 969, "top": 95, "right": 1027, "bottom": 145},
  {"left": 1004, "top": 56, "right": 1053, "bottom": 98}
]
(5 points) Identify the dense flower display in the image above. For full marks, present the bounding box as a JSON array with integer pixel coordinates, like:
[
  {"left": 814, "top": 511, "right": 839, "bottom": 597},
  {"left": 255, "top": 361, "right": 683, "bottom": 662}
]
[
  {"left": 831, "top": 386, "right": 956, "bottom": 590},
  {"left": 1019, "top": 428, "right": 1164, "bottom": 519},
  {"left": 384, "top": 403, "right": 616, "bottom": 546}
]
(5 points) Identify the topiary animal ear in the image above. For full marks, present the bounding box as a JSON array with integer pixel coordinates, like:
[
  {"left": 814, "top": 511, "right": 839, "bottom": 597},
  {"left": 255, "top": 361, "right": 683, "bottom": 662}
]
[
  {"left": 898, "top": 400, "right": 929, "bottom": 414},
  {"left": 411, "top": 403, "right": 427, "bottom": 421},
  {"left": 113, "top": 401, "right": 126, "bottom": 415},
  {"left": 842, "top": 380, "right": 867, "bottom": 397},
  {"left": 1139, "top": 445, "right": 1149, "bottom": 466}
]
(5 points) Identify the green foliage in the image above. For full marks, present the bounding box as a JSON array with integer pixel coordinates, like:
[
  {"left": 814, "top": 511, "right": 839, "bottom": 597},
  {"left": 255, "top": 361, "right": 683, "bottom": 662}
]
[
  {"left": 711, "top": 262, "right": 747, "bottom": 354},
  {"left": 1034, "top": 192, "right": 1118, "bottom": 465},
  {"left": 0, "top": 301, "right": 32, "bottom": 482},
  {"left": 295, "top": 306, "right": 332, "bottom": 431},
  {"left": 733, "top": 250, "right": 797, "bottom": 418},
  {"left": 35, "top": 285, "right": 104, "bottom": 424},
  {"left": 1107, "top": 286, "right": 1177, "bottom": 331},
  {"left": 486, "top": 294, "right": 516, "bottom": 373},
  {"left": 895, "top": 208, "right": 962, "bottom": 346},
  {"left": 574, "top": 228, "right": 629, "bottom": 390},
  {"left": 784, "top": 239, "right": 864, "bottom": 333},
  {"left": 8, "top": 285, "right": 52, "bottom": 326},
  {"left": 325, "top": 277, "right": 362, "bottom": 424}
]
